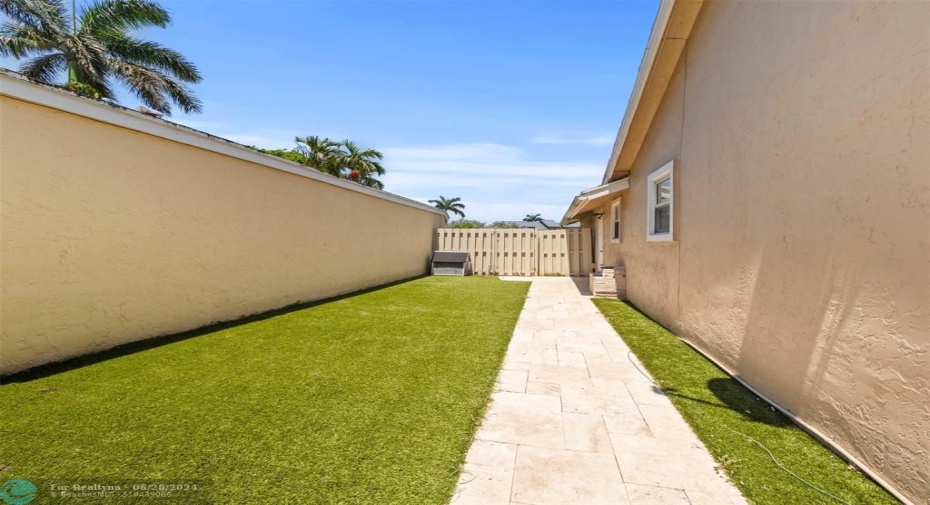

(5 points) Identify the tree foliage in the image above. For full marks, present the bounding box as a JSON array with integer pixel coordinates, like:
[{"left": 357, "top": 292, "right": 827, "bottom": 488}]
[
  {"left": 339, "top": 139, "right": 385, "bottom": 190},
  {"left": 523, "top": 214, "right": 543, "bottom": 222},
  {"left": 449, "top": 219, "right": 485, "bottom": 229},
  {"left": 0, "top": 0, "right": 202, "bottom": 115},
  {"left": 259, "top": 137, "right": 386, "bottom": 190},
  {"left": 489, "top": 221, "right": 521, "bottom": 229},
  {"left": 259, "top": 148, "right": 306, "bottom": 165}
]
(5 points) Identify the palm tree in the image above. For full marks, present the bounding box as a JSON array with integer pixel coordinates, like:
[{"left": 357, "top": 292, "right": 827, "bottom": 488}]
[
  {"left": 290, "top": 137, "right": 387, "bottom": 189},
  {"left": 0, "top": 0, "right": 202, "bottom": 115},
  {"left": 338, "top": 139, "right": 385, "bottom": 190},
  {"left": 429, "top": 196, "right": 465, "bottom": 219},
  {"left": 523, "top": 213, "right": 543, "bottom": 222},
  {"left": 294, "top": 136, "right": 341, "bottom": 175}
]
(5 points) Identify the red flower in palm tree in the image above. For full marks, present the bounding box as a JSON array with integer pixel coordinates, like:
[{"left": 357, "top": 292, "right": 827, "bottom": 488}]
[{"left": 349, "top": 170, "right": 360, "bottom": 181}]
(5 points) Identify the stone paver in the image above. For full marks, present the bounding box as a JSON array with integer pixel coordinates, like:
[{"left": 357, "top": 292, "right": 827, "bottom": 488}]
[{"left": 452, "top": 277, "right": 747, "bottom": 505}]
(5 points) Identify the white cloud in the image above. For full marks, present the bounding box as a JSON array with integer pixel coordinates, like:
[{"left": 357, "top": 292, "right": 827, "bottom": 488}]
[
  {"left": 382, "top": 144, "right": 597, "bottom": 181},
  {"left": 381, "top": 143, "right": 602, "bottom": 222},
  {"left": 384, "top": 143, "right": 521, "bottom": 162},
  {"left": 530, "top": 133, "right": 615, "bottom": 146}
]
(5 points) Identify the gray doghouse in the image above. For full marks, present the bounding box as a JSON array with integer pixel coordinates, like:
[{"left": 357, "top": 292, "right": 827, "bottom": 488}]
[{"left": 431, "top": 251, "right": 473, "bottom": 276}]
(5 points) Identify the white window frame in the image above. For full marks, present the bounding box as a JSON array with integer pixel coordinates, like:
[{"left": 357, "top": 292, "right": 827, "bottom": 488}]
[
  {"left": 610, "top": 198, "right": 621, "bottom": 243},
  {"left": 646, "top": 160, "right": 674, "bottom": 242}
]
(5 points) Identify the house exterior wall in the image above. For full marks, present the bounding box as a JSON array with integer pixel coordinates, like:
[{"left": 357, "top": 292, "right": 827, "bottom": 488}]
[
  {"left": 0, "top": 92, "right": 445, "bottom": 375},
  {"left": 589, "top": 0, "right": 929, "bottom": 501},
  {"left": 601, "top": 57, "right": 686, "bottom": 330}
]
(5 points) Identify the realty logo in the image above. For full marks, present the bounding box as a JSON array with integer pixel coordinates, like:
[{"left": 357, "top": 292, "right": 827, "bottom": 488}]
[{"left": 0, "top": 479, "right": 36, "bottom": 505}]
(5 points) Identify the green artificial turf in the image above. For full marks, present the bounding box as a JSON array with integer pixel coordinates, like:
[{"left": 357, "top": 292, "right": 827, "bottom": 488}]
[
  {"left": 0, "top": 276, "right": 529, "bottom": 504},
  {"left": 591, "top": 299, "right": 899, "bottom": 505}
]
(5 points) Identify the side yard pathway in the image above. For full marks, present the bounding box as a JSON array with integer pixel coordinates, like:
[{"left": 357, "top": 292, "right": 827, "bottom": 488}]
[{"left": 452, "top": 277, "right": 747, "bottom": 505}]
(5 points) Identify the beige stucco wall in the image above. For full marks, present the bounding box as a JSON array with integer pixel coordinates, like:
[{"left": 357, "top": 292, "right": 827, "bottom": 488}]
[
  {"left": 600, "top": 56, "right": 686, "bottom": 330},
  {"left": 0, "top": 93, "right": 445, "bottom": 375},
  {"left": 591, "top": 0, "right": 930, "bottom": 502}
]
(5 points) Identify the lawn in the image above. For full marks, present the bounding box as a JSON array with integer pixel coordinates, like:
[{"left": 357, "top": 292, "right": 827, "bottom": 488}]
[
  {"left": 0, "top": 276, "right": 529, "bottom": 504},
  {"left": 591, "top": 299, "right": 899, "bottom": 505}
]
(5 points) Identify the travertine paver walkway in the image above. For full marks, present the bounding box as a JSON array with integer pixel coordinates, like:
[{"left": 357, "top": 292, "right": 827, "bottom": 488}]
[{"left": 452, "top": 277, "right": 747, "bottom": 505}]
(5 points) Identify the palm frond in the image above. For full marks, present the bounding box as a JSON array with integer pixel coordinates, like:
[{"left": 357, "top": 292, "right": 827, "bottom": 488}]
[
  {"left": 158, "top": 75, "right": 201, "bottom": 114},
  {"left": 368, "top": 160, "right": 386, "bottom": 176},
  {"left": 102, "top": 35, "right": 200, "bottom": 82},
  {"left": 0, "top": 22, "right": 55, "bottom": 57},
  {"left": 340, "top": 139, "right": 358, "bottom": 152},
  {"left": 0, "top": 0, "right": 67, "bottom": 35},
  {"left": 359, "top": 175, "right": 384, "bottom": 190},
  {"left": 358, "top": 148, "right": 383, "bottom": 160},
  {"left": 79, "top": 0, "right": 169, "bottom": 34},
  {"left": 107, "top": 58, "right": 170, "bottom": 112},
  {"left": 85, "top": 75, "right": 115, "bottom": 99},
  {"left": 19, "top": 51, "right": 67, "bottom": 82},
  {"left": 109, "top": 58, "right": 199, "bottom": 114},
  {"left": 429, "top": 196, "right": 466, "bottom": 217},
  {"left": 59, "top": 32, "right": 109, "bottom": 81}
]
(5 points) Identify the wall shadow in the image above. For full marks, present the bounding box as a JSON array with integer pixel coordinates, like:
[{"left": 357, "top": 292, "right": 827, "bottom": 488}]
[
  {"left": 614, "top": 301, "right": 793, "bottom": 428},
  {"left": 1, "top": 276, "right": 425, "bottom": 384},
  {"left": 661, "top": 381, "right": 792, "bottom": 428},
  {"left": 734, "top": 238, "right": 864, "bottom": 415},
  {"left": 569, "top": 275, "right": 593, "bottom": 296},
  {"left": 707, "top": 377, "right": 793, "bottom": 427}
]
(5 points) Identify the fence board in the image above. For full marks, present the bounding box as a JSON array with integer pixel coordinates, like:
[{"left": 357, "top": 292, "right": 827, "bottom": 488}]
[{"left": 436, "top": 228, "right": 590, "bottom": 276}]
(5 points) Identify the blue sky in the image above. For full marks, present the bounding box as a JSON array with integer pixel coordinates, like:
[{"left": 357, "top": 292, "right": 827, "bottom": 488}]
[{"left": 4, "top": 0, "right": 660, "bottom": 222}]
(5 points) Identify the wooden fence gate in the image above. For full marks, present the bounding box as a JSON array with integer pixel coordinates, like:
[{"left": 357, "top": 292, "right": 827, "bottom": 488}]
[{"left": 435, "top": 228, "right": 592, "bottom": 276}]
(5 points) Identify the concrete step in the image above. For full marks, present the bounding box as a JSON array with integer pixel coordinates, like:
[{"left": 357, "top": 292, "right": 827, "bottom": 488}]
[{"left": 590, "top": 267, "right": 626, "bottom": 299}]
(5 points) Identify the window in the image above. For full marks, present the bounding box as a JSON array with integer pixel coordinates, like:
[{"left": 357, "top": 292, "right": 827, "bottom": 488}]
[
  {"left": 610, "top": 199, "right": 621, "bottom": 243},
  {"left": 646, "top": 161, "right": 674, "bottom": 241}
]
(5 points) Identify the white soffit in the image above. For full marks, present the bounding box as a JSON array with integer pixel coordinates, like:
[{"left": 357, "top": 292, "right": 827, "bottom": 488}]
[{"left": 562, "top": 178, "right": 630, "bottom": 224}]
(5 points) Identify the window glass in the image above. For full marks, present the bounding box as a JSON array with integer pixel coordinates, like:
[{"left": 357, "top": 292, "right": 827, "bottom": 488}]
[
  {"left": 654, "top": 205, "right": 670, "bottom": 234},
  {"left": 656, "top": 177, "right": 671, "bottom": 204},
  {"left": 647, "top": 162, "right": 674, "bottom": 240},
  {"left": 611, "top": 203, "right": 620, "bottom": 240}
]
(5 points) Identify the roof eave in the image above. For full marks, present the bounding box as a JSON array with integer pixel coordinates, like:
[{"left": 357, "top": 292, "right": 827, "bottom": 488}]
[
  {"left": 561, "top": 177, "right": 630, "bottom": 225},
  {"left": 600, "top": 0, "right": 705, "bottom": 184}
]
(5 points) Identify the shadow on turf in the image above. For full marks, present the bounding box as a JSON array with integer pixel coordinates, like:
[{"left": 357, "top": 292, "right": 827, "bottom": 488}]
[
  {"left": 1, "top": 276, "right": 425, "bottom": 384},
  {"left": 662, "top": 379, "right": 794, "bottom": 428}
]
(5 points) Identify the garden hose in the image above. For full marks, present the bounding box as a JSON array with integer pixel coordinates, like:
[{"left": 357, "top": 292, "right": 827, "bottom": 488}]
[{"left": 625, "top": 351, "right": 854, "bottom": 505}]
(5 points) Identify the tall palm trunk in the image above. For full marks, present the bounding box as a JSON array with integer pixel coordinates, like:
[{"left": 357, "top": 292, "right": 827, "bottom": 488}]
[
  {"left": 67, "top": 0, "right": 79, "bottom": 85},
  {"left": 67, "top": 61, "right": 82, "bottom": 84}
]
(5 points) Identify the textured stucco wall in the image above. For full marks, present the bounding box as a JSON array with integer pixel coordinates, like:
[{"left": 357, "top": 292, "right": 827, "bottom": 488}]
[
  {"left": 601, "top": 58, "right": 686, "bottom": 332},
  {"left": 0, "top": 96, "right": 445, "bottom": 375},
  {"left": 591, "top": 0, "right": 930, "bottom": 502}
]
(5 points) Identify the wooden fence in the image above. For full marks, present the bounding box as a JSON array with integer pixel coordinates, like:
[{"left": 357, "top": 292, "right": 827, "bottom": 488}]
[{"left": 435, "top": 228, "right": 592, "bottom": 276}]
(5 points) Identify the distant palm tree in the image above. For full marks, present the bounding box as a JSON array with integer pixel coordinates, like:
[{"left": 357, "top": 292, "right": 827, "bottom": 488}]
[
  {"left": 523, "top": 213, "right": 543, "bottom": 222},
  {"left": 0, "top": 0, "right": 202, "bottom": 115},
  {"left": 429, "top": 196, "right": 465, "bottom": 219},
  {"left": 294, "top": 136, "right": 342, "bottom": 176},
  {"left": 291, "top": 136, "right": 386, "bottom": 189},
  {"left": 339, "top": 139, "right": 385, "bottom": 190}
]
